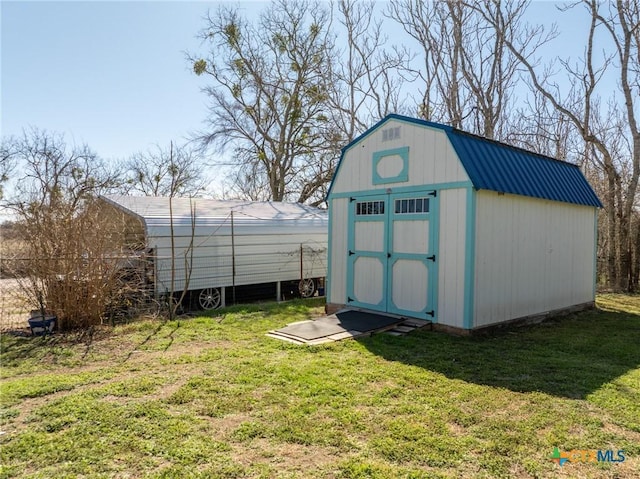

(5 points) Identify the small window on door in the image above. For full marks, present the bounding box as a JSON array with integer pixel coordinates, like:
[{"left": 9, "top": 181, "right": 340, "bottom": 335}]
[
  {"left": 394, "top": 197, "right": 430, "bottom": 214},
  {"left": 356, "top": 200, "right": 385, "bottom": 216}
]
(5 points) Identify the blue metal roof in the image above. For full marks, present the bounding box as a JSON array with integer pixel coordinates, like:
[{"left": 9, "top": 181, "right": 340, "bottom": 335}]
[
  {"left": 446, "top": 128, "right": 602, "bottom": 207},
  {"left": 329, "top": 114, "right": 602, "bottom": 207}
]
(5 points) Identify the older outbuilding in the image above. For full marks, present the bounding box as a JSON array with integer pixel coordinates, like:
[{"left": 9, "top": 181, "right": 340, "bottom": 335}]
[
  {"left": 326, "top": 114, "right": 602, "bottom": 333},
  {"left": 101, "top": 196, "right": 327, "bottom": 310}
]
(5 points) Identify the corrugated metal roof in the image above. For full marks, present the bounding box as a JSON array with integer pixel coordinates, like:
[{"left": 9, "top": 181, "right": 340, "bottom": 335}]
[
  {"left": 329, "top": 114, "right": 602, "bottom": 207},
  {"left": 101, "top": 195, "right": 328, "bottom": 226},
  {"left": 445, "top": 128, "right": 602, "bottom": 207}
]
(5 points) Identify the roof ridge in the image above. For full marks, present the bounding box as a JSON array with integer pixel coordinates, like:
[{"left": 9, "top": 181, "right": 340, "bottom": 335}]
[
  {"left": 386, "top": 113, "right": 580, "bottom": 168},
  {"left": 449, "top": 128, "right": 580, "bottom": 168}
]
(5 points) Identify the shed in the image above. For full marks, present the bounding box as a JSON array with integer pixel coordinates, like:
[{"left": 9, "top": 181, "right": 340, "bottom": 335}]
[
  {"left": 326, "top": 114, "right": 602, "bottom": 333},
  {"left": 101, "top": 196, "right": 327, "bottom": 310}
]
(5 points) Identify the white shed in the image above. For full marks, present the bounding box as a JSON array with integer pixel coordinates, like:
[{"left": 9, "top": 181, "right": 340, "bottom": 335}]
[
  {"left": 326, "top": 114, "right": 602, "bottom": 333},
  {"left": 101, "top": 196, "right": 327, "bottom": 310}
]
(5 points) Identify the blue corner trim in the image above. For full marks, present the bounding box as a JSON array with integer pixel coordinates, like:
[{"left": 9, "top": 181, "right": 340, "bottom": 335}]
[
  {"left": 592, "top": 209, "right": 598, "bottom": 299},
  {"left": 463, "top": 186, "right": 476, "bottom": 330},
  {"left": 430, "top": 194, "right": 440, "bottom": 323},
  {"left": 372, "top": 147, "right": 409, "bottom": 185},
  {"left": 326, "top": 199, "right": 334, "bottom": 304}
]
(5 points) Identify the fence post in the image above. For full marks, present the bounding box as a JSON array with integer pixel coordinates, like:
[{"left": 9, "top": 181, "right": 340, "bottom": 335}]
[
  {"left": 231, "top": 211, "right": 236, "bottom": 305},
  {"left": 300, "top": 243, "right": 303, "bottom": 284}
]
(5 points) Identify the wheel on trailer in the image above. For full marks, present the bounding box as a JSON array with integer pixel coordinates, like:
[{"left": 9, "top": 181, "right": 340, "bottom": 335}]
[
  {"left": 198, "top": 288, "right": 221, "bottom": 310},
  {"left": 298, "top": 278, "right": 316, "bottom": 298}
]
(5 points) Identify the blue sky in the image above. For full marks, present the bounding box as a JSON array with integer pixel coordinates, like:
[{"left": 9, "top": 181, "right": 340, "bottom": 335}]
[
  {"left": 2, "top": 1, "right": 600, "bottom": 167},
  {"left": 2, "top": 1, "right": 218, "bottom": 162}
]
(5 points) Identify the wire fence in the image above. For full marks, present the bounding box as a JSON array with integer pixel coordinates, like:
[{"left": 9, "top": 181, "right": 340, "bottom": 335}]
[
  {"left": 0, "top": 245, "right": 327, "bottom": 332},
  {"left": 0, "top": 277, "right": 31, "bottom": 330}
]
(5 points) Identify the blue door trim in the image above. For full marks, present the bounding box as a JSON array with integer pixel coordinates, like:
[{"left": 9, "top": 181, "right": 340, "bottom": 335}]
[
  {"left": 463, "top": 186, "right": 476, "bottom": 329},
  {"left": 592, "top": 208, "right": 598, "bottom": 299},
  {"left": 346, "top": 190, "right": 439, "bottom": 321},
  {"left": 329, "top": 181, "right": 472, "bottom": 200},
  {"left": 346, "top": 195, "right": 389, "bottom": 312},
  {"left": 386, "top": 190, "right": 439, "bottom": 321}
]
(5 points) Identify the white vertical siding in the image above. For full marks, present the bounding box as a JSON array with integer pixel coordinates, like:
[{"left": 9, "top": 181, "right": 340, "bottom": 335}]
[
  {"left": 330, "top": 119, "right": 469, "bottom": 195},
  {"left": 473, "top": 191, "right": 596, "bottom": 328},
  {"left": 152, "top": 228, "right": 327, "bottom": 292},
  {"left": 328, "top": 197, "right": 349, "bottom": 305},
  {"left": 104, "top": 197, "right": 328, "bottom": 295},
  {"left": 437, "top": 188, "right": 467, "bottom": 328}
]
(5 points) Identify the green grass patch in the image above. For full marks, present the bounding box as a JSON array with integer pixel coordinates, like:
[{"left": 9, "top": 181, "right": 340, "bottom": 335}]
[
  {"left": 0, "top": 296, "right": 638, "bottom": 478},
  {"left": 0, "top": 371, "right": 115, "bottom": 407}
]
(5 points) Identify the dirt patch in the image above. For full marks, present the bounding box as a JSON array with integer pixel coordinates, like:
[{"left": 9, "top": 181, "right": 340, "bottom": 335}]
[{"left": 230, "top": 437, "right": 340, "bottom": 474}]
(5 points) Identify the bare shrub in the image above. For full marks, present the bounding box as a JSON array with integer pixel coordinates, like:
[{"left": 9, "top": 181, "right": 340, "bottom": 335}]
[
  {"left": 10, "top": 199, "right": 153, "bottom": 330},
  {"left": 1, "top": 128, "right": 158, "bottom": 330}
]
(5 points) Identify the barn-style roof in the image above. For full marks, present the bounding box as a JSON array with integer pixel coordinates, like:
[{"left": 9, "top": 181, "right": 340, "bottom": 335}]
[{"left": 331, "top": 114, "right": 602, "bottom": 208}]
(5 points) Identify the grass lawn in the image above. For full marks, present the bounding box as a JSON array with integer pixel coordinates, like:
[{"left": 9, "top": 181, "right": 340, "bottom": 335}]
[{"left": 1, "top": 295, "right": 639, "bottom": 478}]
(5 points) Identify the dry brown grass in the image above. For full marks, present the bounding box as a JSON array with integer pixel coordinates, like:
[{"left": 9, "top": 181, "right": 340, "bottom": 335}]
[{"left": 0, "top": 278, "right": 31, "bottom": 331}]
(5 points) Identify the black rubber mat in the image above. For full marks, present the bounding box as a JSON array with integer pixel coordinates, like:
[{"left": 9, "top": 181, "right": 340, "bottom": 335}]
[
  {"left": 274, "top": 310, "right": 402, "bottom": 341},
  {"left": 333, "top": 309, "right": 402, "bottom": 332}
]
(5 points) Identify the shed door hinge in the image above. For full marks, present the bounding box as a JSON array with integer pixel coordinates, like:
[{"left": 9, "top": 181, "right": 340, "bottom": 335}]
[
  {"left": 428, "top": 190, "right": 437, "bottom": 197},
  {"left": 426, "top": 310, "right": 435, "bottom": 317},
  {"left": 348, "top": 250, "right": 355, "bottom": 256},
  {"left": 426, "top": 255, "right": 436, "bottom": 262},
  {"left": 350, "top": 197, "right": 356, "bottom": 202},
  {"left": 347, "top": 297, "right": 354, "bottom": 303}
]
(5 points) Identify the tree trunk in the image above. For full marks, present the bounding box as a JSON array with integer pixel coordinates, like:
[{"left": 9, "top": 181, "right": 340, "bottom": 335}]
[
  {"left": 632, "top": 213, "right": 640, "bottom": 291},
  {"left": 618, "top": 213, "right": 632, "bottom": 291},
  {"left": 606, "top": 175, "right": 618, "bottom": 289}
]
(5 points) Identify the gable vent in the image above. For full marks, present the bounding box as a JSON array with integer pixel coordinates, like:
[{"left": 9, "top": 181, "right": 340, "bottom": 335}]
[{"left": 382, "top": 126, "right": 401, "bottom": 142}]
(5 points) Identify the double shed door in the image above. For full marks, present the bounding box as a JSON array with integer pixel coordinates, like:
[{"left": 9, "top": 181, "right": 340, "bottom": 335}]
[{"left": 347, "top": 191, "right": 438, "bottom": 320}]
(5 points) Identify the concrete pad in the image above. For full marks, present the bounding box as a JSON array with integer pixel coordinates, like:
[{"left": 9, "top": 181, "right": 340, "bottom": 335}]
[{"left": 268, "top": 310, "right": 426, "bottom": 344}]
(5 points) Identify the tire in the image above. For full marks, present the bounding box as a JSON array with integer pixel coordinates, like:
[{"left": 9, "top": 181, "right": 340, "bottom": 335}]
[
  {"left": 298, "top": 278, "right": 316, "bottom": 298},
  {"left": 198, "top": 288, "right": 221, "bottom": 310}
]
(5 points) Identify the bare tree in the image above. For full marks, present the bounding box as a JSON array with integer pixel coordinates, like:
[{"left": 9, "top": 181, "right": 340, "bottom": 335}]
[
  {"left": 4, "top": 128, "right": 120, "bottom": 215},
  {"left": 1, "top": 128, "right": 133, "bottom": 329},
  {"left": 218, "top": 161, "right": 272, "bottom": 201},
  {"left": 387, "top": 0, "right": 555, "bottom": 140},
  {"left": 190, "top": 0, "right": 335, "bottom": 205},
  {"left": 0, "top": 142, "right": 17, "bottom": 201},
  {"left": 505, "top": 92, "right": 582, "bottom": 162},
  {"left": 124, "top": 142, "right": 206, "bottom": 197},
  {"left": 490, "top": 0, "right": 639, "bottom": 291},
  {"left": 329, "top": 0, "right": 414, "bottom": 143},
  {"left": 167, "top": 197, "right": 196, "bottom": 320}
]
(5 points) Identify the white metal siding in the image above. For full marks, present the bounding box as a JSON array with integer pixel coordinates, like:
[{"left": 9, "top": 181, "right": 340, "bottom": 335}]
[
  {"left": 473, "top": 191, "right": 596, "bottom": 327},
  {"left": 152, "top": 229, "right": 327, "bottom": 292},
  {"left": 330, "top": 120, "right": 469, "bottom": 195},
  {"left": 328, "top": 197, "right": 349, "bottom": 305},
  {"left": 437, "top": 188, "right": 467, "bottom": 328},
  {"left": 102, "top": 196, "right": 328, "bottom": 295}
]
